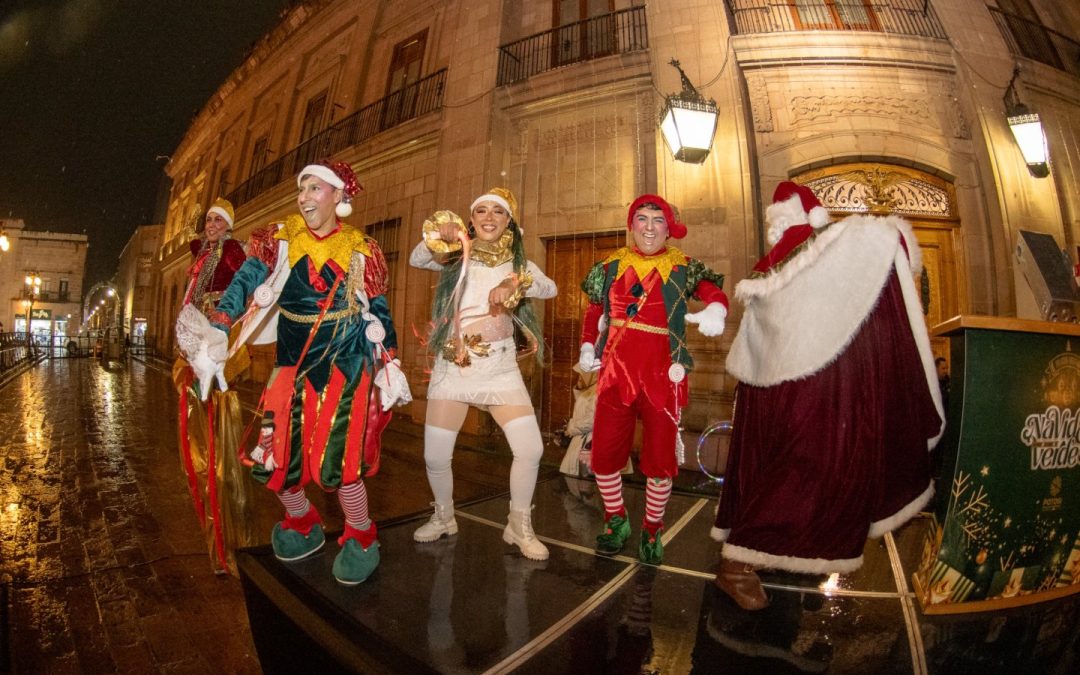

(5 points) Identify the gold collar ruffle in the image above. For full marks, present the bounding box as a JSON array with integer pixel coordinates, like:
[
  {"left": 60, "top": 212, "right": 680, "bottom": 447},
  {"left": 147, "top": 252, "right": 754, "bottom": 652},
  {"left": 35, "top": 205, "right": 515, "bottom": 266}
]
[
  {"left": 605, "top": 246, "right": 687, "bottom": 284},
  {"left": 276, "top": 214, "right": 372, "bottom": 271},
  {"left": 470, "top": 229, "right": 514, "bottom": 267}
]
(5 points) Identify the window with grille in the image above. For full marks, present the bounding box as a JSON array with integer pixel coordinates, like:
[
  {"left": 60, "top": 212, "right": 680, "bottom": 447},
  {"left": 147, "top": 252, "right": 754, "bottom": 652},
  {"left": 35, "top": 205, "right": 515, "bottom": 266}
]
[
  {"left": 299, "top": 89, "right": 329, "bottom": 142},
  {"left": 365, "top": 217, "right": 401, "bottom": 304},
  {"left": 249, "top": 134, "right": 270, "bottom": 174}
]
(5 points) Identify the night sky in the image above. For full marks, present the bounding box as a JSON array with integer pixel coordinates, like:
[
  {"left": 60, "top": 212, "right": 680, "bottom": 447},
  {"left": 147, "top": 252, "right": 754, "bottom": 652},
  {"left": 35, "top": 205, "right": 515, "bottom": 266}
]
[{"left": 0, "top": 0, "right": 294, "bottom": 287}]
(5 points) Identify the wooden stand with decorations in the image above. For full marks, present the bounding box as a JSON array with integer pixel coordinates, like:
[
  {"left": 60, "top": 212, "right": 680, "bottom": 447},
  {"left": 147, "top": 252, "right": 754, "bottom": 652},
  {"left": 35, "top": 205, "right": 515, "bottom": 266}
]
[{"left": 914, "top": 315, "right": 1080, "bottom": 614}]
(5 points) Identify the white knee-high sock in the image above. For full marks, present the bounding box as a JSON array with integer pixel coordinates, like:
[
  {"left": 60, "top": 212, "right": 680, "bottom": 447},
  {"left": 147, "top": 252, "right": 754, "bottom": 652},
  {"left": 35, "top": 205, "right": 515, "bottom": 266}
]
[
  {"left": 424, "top": 425, "right": 459, "bottom": 505},
  {"left": 501, "top": 416, "right": 544, "bottom": 512},
  {"left": 338, "top": 481, "right": 372, "bottom": 530}
]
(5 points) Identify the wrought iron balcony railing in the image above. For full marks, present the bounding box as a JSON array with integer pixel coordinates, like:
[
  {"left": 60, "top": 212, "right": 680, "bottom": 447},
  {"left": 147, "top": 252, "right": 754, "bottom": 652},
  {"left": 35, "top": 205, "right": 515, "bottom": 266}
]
[
  {"left": 497, "top": 7, "right": 648, "bottom": 86},
  {"left": 725, "top": 0, "right": 945, "bottom": 39},
  {"left": 228, "top": 68, "right": 447, "bottom": 208},
  {"left": 990, "top": 8, "right": 1080, "bottom": 78}
]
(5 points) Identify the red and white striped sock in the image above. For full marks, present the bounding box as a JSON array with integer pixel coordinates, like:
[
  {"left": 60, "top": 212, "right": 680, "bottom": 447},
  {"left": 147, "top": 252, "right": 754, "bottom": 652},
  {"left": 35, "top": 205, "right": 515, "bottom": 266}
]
[
  {"left": 643, "top": 477, "right": 672, "bottom": 533},
  {"left": 277, "top": 486, "right": 311, "bottom": 517},
  {"left": 338, "top": 480, "right": 372, "bottom": 531},
  {"left": 594, "top": 471, "right": 625, "bottom": 519}
]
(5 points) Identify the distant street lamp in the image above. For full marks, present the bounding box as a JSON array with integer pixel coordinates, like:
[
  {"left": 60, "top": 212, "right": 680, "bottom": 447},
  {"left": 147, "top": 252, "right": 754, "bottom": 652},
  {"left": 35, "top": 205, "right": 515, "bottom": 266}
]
[
  {"left": 24, "top": 272, "right": 41, "bottom": 351},
  {"left": 0, "top": 230, "right": 9, "bottom": 252}
]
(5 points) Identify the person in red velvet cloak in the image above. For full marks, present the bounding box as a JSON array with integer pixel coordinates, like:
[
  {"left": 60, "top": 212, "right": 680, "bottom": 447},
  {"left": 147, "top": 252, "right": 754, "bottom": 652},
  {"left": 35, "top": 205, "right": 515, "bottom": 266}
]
[
  {"left": 712, "top": 181, "right": 944, "bottom": 610},
  {"left": 185, "top": 198, "right": 248, "bottom": 316}
]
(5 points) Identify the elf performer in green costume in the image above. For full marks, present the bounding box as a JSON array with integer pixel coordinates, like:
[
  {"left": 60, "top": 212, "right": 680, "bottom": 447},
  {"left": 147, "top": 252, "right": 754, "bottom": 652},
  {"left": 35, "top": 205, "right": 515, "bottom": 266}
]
[
  {"left": 178, "top": 159, "right": 411, "bottom": 585},
  {"left": 578, "top": 194, "right": 729, "bottom": 565}
]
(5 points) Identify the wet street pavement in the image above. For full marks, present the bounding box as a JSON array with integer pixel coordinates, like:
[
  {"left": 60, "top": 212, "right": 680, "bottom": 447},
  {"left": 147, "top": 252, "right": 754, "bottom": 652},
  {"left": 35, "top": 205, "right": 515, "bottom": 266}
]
[
  {"left": 0, "top": 357, "right": 513, "bottom": 673},
  {"left": 4, "top": 357, "right": 1080, "bottom": 674}
]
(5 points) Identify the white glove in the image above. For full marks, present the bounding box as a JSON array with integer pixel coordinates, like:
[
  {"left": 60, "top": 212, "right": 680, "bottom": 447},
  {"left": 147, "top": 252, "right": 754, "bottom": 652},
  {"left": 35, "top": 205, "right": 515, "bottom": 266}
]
[
  {"left": 375, "top": 358, "right": 412, "bottom": 412},
  {"left": 578, "top": 343, "right": 601, "bottom": 372},
  {"left": 175, "top": 305, "right": 229, "bottom": 400},
  {"left": 685, "top": 302, "right": 727, "bottom": 337}
]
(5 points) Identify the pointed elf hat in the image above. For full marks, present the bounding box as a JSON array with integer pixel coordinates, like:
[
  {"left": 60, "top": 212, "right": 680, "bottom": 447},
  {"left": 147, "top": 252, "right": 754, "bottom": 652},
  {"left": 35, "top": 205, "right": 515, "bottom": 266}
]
[{"left": 297, "top": 160, "right": 363, "bottom": 218}]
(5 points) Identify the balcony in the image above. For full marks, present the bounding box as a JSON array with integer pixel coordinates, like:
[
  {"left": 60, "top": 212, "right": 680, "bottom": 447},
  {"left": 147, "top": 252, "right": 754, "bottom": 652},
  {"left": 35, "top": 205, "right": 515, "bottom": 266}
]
[
  {"left": 726, "top": 0, "right": 945, "bottom": 39},
  {"left": 990, "top": 8, "right": 1080, "bottom": 78},
  {"left": 228, "top": 68, "right": 447, "bottom": 208},
  {"left": 497, "top": 7, "right": 648, "bottom": 86}
]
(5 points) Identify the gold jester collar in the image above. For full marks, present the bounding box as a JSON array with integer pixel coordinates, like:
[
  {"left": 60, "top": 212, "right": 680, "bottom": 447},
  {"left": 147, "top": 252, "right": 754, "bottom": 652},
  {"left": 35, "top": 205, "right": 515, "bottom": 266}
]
[
  {"left": 606, "top": 246, "right": 688, "bottom": 284},
  {"left": 276, "top": 214, "right": 371, "bottom": 271}
]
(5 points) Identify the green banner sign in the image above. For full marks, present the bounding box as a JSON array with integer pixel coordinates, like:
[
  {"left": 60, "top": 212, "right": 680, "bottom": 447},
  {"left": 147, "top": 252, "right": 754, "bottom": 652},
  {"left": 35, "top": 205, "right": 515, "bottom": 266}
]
[{"left": 917, "top": 328, "right": 1080, "bottom": 609}]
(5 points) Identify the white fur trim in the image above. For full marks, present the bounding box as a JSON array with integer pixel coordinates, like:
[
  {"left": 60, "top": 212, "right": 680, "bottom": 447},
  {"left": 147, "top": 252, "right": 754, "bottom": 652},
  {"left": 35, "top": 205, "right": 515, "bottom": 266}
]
[
  {"left": 297, "top": 164, "right": 344, "bottom": 189},
  {"left": 868, "top": 482, "right": 934, "bottom": 538},
  {"left": 335, "top": 201, "right": 353, "bottom": 218},
  {"left": 895, "top": 253, "right": 946, "bottom": 447},
  {"left": 711, "top": 526, "right": 730, "bottom": 542},
  {"left": 808, "top": 205, "right": 830, "bottom": 229},
  {"left": 764, "top": 194, "right": 807, "bottom": 246},
  {"left": 470, "top": 194, "right": 512, "bottom": 219},
  {"left": 721, "top": 542, "right": 863, "bottom": 575},
  {"left": 728, "top": 214, "right": 900, "bottom": 386},
  {"left": 207, "top": 205, "right": 233, "bottom": 227}
]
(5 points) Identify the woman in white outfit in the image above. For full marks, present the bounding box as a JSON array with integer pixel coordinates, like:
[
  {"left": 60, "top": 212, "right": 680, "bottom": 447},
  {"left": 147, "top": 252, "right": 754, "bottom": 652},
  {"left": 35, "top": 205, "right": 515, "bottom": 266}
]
[{"left": 409, "top": 188, "right": 557, "bottom": 560}]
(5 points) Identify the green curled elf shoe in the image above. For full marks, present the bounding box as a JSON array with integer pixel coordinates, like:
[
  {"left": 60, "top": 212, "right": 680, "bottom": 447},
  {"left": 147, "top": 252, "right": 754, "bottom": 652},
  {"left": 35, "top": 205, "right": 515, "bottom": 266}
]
[
  {"left": 333, "top": 523, "right": 380, "bottom": 586},
  {"left": 271, "top": 505, "right": 325, "bottom": 562},
  {"left": 639, "top": 527, "right": 664, "bottom": 566},
  {"left": 595, "top": 513, "right": 631, "bottom": 555}
]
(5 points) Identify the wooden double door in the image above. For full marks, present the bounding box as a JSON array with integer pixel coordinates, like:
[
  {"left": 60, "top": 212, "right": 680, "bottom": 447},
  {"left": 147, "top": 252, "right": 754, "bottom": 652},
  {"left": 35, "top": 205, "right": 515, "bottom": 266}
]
[{"left": 540, "top": 232, "right": 622, "bottom": 434}]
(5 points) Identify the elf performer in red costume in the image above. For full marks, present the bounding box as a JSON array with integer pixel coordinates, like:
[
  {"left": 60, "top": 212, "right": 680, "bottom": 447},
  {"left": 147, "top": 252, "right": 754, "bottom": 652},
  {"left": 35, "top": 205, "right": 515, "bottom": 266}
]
[
  {"left": 579, "top": 194, "right": 729, "bottom": 565},
  {"left": 713, "top": 181, "right": 944, "bottom": 610},
  {"left": 173, "top": 197, "right": 253, "bottom": 575},
  {"left": 178, "top": 159, "right": 411, "bottom": 586}
]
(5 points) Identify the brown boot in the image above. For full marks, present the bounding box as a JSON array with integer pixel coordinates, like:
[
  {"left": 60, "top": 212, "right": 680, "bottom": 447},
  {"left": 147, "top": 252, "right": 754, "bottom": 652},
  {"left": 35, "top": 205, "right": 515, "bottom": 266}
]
[{"left": 715, "top": 557, "right": 769, "bottom": 610}]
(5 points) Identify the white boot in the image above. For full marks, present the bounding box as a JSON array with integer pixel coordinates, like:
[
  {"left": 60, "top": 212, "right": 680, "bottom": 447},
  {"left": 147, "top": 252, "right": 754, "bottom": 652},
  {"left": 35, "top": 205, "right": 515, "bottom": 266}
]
[
  {"left": 503, "top": 506, "right": 549, "bottom": 561},
  {"left": 413, "top": 501, "right": 458, "bottom": 542}
]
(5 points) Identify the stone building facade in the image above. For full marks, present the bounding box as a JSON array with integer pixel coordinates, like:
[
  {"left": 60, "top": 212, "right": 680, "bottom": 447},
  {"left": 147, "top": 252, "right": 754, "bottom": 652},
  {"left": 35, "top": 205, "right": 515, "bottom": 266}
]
[
  {"left": 115, "top": 225, "right": 164, "bottom": 345},
  {"left": 0, "top": 218, "right": 88, "bottom": 340},
  {"left": 154, "top": 0, "right": 1080, "bottom": 437}
]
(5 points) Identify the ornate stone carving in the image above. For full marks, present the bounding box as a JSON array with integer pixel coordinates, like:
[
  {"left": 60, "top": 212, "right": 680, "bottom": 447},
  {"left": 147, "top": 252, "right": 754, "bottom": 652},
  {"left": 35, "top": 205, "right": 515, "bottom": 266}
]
[
  {"left": 511, "top": 120, "right": 530, "bottom": 160},
  {"left": 536, "top": 112, "right": 630, "bottom": 151},
  {"left": 804, "top": 169, "right": 952, "bottom": 218},
  {"left": 945, "top": 84, "right": 971, "bottom": 140},
  {"left": 747, "top": 74, "right": 773, "bottom": 132},
  {"left": 790, "top": 95, "right": 932, "bottom": 127}
]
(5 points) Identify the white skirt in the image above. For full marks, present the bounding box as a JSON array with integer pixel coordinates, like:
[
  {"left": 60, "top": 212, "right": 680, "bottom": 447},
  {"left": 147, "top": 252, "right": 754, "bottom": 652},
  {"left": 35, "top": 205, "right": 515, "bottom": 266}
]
[{"left": 427, "top": 337, "right": 532, "bottom": 408}]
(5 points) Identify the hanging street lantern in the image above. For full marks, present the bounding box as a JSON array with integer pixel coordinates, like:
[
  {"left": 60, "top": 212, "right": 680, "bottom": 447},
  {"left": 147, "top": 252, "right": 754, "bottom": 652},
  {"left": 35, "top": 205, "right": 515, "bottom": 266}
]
[
  {"left": 659, "top": 59, "right": 719, "bottom": 164},
  {"left": 1005, "top": 66, "right": 1050, "bottom": 178}
]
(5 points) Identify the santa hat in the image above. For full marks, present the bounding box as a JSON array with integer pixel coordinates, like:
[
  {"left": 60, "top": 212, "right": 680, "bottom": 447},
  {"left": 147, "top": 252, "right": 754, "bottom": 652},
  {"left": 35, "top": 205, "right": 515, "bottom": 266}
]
[
  {"left": 765, "top": 181, "right": 830, "bottom": 245},
  {"left": 206, "top": 198, "right": 235, "bottom": 228},
  {"left": 297, "top": 160, "right": 363, "bottom": 218},
  {"left": 627, "top": 194, "right": 687, "bottom": 239}
]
